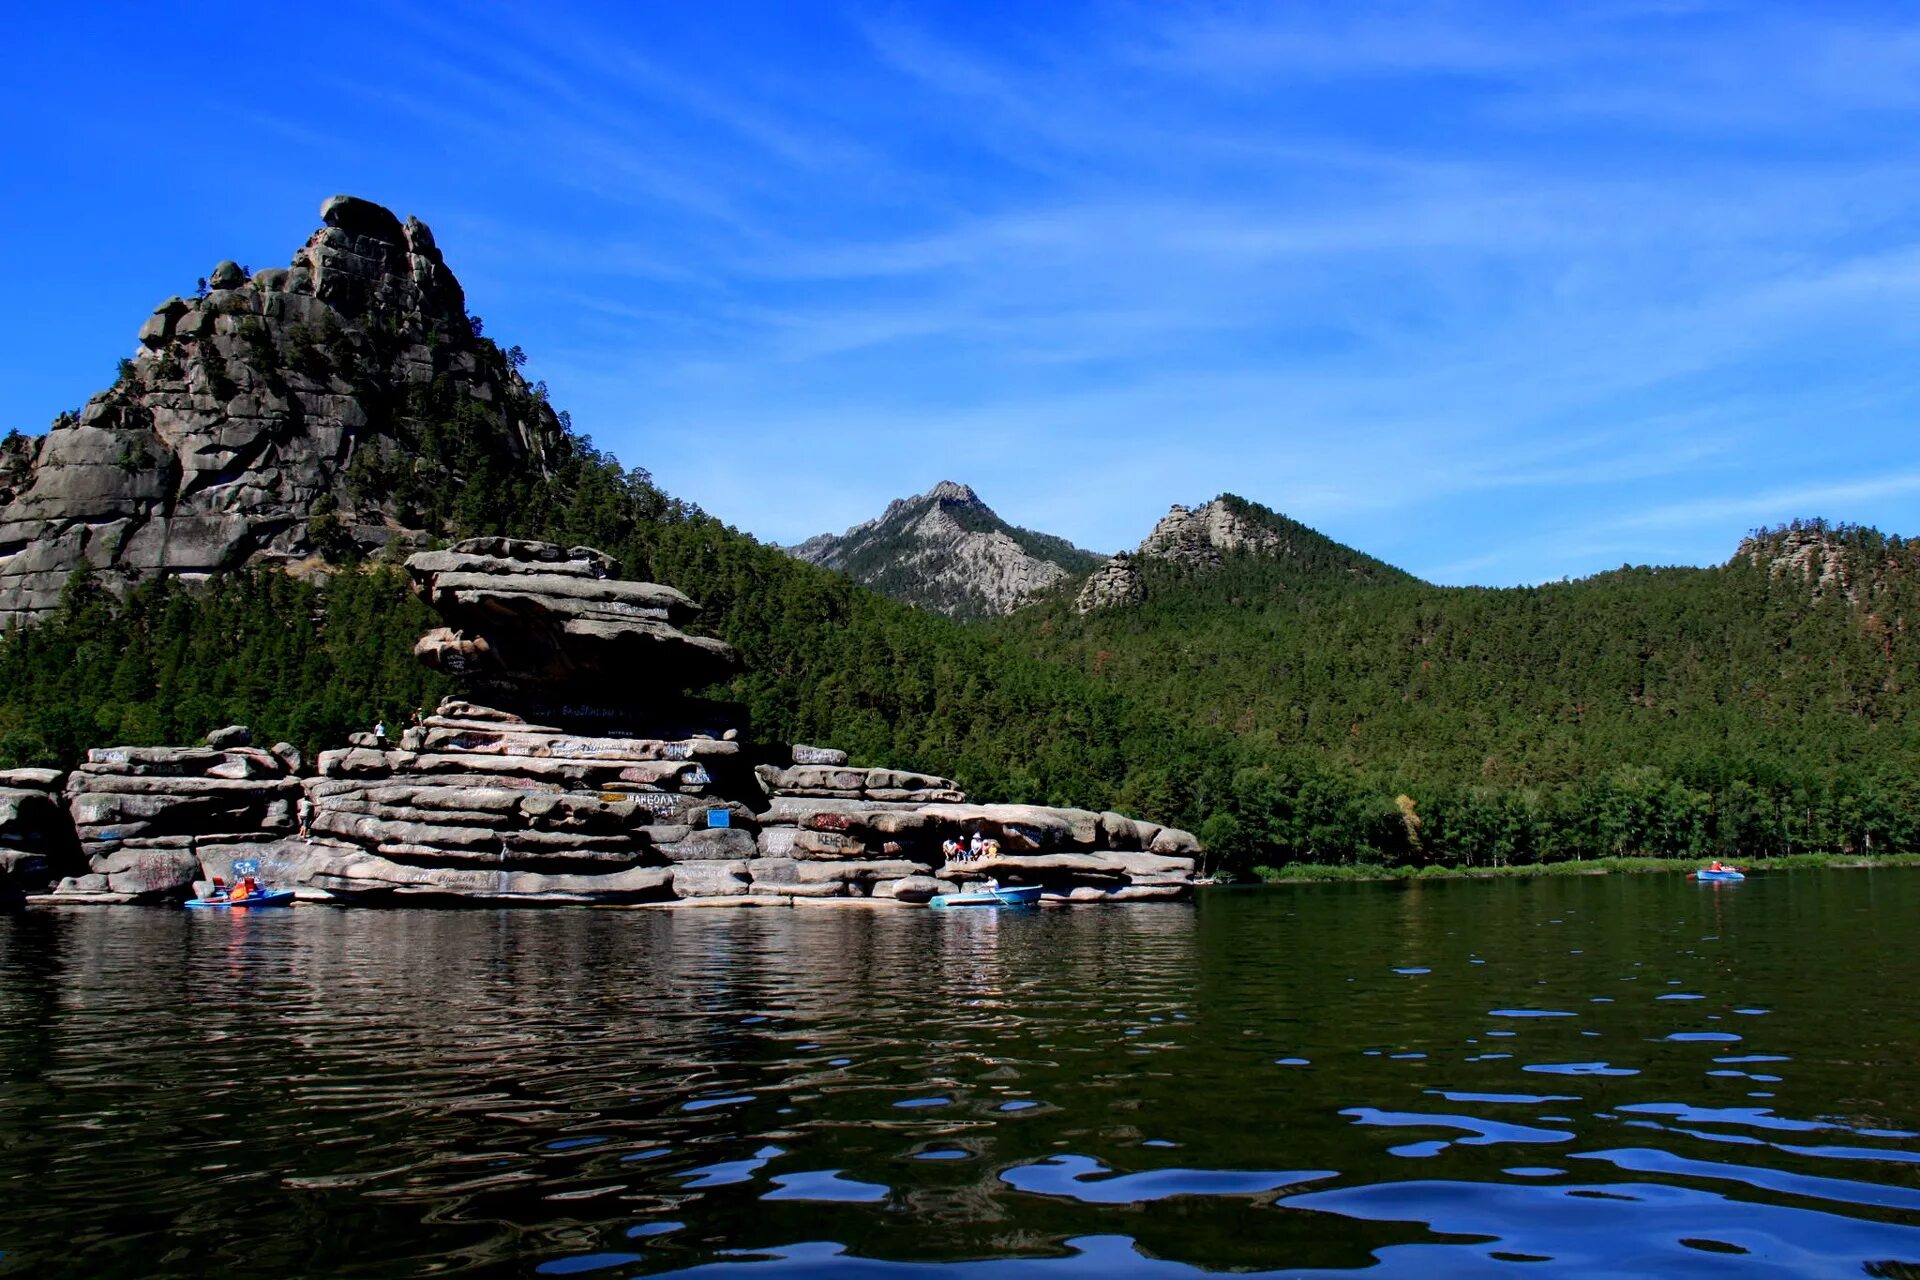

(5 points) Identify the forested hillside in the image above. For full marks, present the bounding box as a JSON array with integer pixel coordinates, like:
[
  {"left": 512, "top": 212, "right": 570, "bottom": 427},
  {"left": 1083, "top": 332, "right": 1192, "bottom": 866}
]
[{"left": 1001, "top": 504, "right": 1920, "bottom": 870}]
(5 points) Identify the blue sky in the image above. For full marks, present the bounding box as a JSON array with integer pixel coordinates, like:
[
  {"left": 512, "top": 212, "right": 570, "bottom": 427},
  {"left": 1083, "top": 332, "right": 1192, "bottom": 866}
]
[{"left": 6, "top": 1, "right": 1919, "bottom": 584}]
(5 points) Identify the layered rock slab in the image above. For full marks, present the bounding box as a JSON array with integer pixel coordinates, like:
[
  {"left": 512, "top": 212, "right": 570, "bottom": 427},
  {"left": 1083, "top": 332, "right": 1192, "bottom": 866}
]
[
  {"left": 408, "top": 539, "right": 739, "bottom": 707},
  {"left": 57, "top": 731, "right": 303, "bottom": 900}
]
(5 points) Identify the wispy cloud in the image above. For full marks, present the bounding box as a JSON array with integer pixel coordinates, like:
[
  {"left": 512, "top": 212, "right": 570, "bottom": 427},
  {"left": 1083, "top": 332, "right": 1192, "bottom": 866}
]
[{"left": 1612, "top": 471, "right": 1920, "bottom": 532}]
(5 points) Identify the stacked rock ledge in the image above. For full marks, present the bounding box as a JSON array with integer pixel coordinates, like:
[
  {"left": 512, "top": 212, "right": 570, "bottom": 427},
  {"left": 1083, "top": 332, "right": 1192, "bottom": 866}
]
[{"left": 22, "top": 528, "right": 1196, "bottom": 909}]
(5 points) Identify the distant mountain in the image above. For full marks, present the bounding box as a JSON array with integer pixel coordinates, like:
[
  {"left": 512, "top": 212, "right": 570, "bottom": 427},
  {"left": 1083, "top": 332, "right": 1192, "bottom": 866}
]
[
  {"left": 1076, "top": 495, "right": 1412, "bottom": 611},
  {"left": 786, "top": 481, "right": 1103, "bottom": 617}
]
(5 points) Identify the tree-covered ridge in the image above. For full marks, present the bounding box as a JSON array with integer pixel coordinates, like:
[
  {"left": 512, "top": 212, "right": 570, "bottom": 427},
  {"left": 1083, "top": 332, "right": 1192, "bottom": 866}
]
[
  {"left": 1202, "top": 494, "right": 1416, "bottom": 586},
  {"left": 999, "top": 512, "right": 1920, "bottom": 869}
]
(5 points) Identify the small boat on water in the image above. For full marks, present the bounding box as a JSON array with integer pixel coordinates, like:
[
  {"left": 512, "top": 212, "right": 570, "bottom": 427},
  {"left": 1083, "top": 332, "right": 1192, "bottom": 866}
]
[
  {"left": 928, "top": 884, "right": 1043, "bottom": 909},
  {"left": 186, "top": 887, "right": 295, "bottom": 909},
  {"left": 1692, "top": 867, "right": 1746, "bottom": 883},
  {"left": 186, "top": 860, "right": 294, "bottom": 909}
]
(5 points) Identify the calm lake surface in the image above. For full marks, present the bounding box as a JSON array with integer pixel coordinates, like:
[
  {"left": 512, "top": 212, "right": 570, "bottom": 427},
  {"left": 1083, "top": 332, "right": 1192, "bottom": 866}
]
[{"left": 5, "top": 873, "right": 1920, "bottom": 1278}]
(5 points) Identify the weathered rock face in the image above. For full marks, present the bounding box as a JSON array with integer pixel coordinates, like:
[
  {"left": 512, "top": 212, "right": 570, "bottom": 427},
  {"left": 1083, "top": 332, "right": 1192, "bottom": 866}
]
[
  {"left": 407, "top": 539, "right": 740, "bottom": 706},
  {"left": 1137, "top": 499, "right": 1286, "bottom": 570},
  {"left": 57, "top": 737, "right": 302, "bottom": 900},
  {"left": 787, "top": 481, "right": 1102, "bottom": 618},
  {"left": 0, "top": 768, "right": 78, "bottom": 905},
  {"left": 0, "top": 195, "right": 569, "bottom": 630},
  {"left": 1074, "top": 552, "right": 1146, "bottom": 613},
  {"left": 1076, "top": 499, "right": 1275, "bottom": 612},
  {"left": 1075, "top": 495, "right": 1410, "bottom": 612}
]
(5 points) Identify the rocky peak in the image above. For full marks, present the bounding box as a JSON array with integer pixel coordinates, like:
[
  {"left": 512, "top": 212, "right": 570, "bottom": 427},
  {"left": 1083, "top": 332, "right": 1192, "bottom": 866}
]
[
  {"left": 1137, "top": 498, "right": 1286, "bottom": 569},
  {"left": 0, "top": 195, "right": 569, "bottom": 631},
  {"left": 1733, "top": 521, "right": 1914, "bottom": 606},
  {"left": 926, "top": 479, "right": 981, "bottom": 504},
  {"left": 1075, "top": 495, "right": 1410, "bottom": 613},
  {"left": 787, "top": 482, "right": 1101, "bottom": 618}
]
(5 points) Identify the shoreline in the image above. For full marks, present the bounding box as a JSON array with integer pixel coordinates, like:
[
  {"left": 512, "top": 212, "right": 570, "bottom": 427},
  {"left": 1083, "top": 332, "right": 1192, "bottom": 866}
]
[{"left": 1249, "top": 852, "right": 1920, "bottom": 884}]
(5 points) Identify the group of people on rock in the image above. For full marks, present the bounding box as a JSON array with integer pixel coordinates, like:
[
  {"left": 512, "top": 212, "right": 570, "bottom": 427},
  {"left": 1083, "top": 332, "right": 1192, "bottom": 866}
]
[
  {"left": 371, "top": 708, "right": 428, "bottom": 752},
  {"left": 942, "top": 831, "right": 1001, "bottom": 863}
]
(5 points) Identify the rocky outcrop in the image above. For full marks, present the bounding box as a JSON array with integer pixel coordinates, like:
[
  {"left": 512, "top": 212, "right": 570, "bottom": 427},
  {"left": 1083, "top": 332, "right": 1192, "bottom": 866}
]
[
  {"left": 1731, "top": 522, "right": 1914, "bottom": 606},
  {"left": 54, "top": 733, "right": 304, "bottom": 901},
  {"left": 1074, "top": 553, "right": 1146, "bottom": 613},
  {"left": 1137, "top": 500, "right": 1287, "bottom": 570},
  {"left": 0, "top": 195, "right": 568, "bottom": 630},
  {"left": 1075, "top": 495, "right": 1411, "bottom": 612},
  {"left": 0, "top": 769, "right": 77, "bottom": 906},
  {"left": 788, "top": 481, "right": 1101, "bottom": 618},
  {"left": 33, "top": 541, "right": 1198, "bottom": 909},
  {"left": 249, "top": 537, "right": 1190, "bottom": 905},
  {"left": 32, "top": 537, "right": 1200, "bottom": 906},
  {"left": 407, "top": 538, "right": 739, "bottom": 708}
]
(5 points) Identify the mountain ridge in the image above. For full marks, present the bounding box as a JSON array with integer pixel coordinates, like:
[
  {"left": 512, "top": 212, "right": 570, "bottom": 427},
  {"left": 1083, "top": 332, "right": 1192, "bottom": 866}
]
[{"left": 785, "top": 480, "right": 1102, "bottom": 618}]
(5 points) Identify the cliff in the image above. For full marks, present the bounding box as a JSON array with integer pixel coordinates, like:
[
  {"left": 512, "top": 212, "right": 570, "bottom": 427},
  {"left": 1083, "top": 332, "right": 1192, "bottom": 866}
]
[
  {"left": 787, "top": 481, "right": 1101, "bottom": 617},
  {"left": 0, "top": 195, "right": 568, "bottom": 629}
]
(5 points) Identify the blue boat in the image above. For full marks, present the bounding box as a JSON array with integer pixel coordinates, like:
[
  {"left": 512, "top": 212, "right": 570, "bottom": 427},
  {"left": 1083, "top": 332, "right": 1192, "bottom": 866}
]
[
  {"left": 186, "top": 888, "right": 295, "bottom": 909},
  {"left": 928, "top": 884, "right": 1043, "bottom": 909},
  {"left": 1693, "top": 868, "right": 1746, "bottom": 882},
  {"left": 186, "top": 858, "right": 294, "bottom": 909}
]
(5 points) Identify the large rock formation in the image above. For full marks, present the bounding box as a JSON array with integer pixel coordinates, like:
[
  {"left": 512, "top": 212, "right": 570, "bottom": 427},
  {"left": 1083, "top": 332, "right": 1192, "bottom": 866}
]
[
  {"left": 0, "top": 769, "right": 78, "bottom": 907},
  {"left": 31, "top": 537, "right": 1200, "bottom": 906},
  {"left": 49, "top": 729, "right": 304, "bottom": 902},
  {"left": 1074, "top": 552, "right": 1148, "bottom": 613},
  {"left": 787, "top": 481, "right": 1102, "bottom": 618},
  {"left": 0, "top": 195, "right": 567, "bottom": 630},
  {"left": 408, "top": 538, "right": 740, "bottom": 712}
]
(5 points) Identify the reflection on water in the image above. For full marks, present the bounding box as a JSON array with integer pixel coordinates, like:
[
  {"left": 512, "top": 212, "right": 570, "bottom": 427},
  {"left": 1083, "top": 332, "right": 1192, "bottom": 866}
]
[{"left": 3, "top": 873, "right": 1920, "bottom": 1277}]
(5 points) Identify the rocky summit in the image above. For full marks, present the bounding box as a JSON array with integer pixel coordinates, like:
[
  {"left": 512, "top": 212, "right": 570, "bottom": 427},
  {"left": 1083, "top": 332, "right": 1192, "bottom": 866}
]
[
  {"left": 0, "top": 195, "right": 568, "bottom": 630},
  {"left": 787, "top": 481, "right": 1102, "bottom": 617},
  {"left": 1076, "top": 495, "right": 1410, "bottom": 612},
  {"left": 21, "top": 537, "right": 1198, "bottom": 906}
]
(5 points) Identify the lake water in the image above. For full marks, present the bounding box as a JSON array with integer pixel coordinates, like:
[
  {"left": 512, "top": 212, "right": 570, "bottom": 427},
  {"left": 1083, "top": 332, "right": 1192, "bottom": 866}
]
[{"left": 5, "top": 873, "right": 1920, "bottom": 1278}]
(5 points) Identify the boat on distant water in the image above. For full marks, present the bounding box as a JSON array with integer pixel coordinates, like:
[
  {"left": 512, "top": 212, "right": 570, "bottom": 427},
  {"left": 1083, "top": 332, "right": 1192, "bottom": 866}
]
[
  {"left": 1692, "top": 867, "right": 1746, "bottom": 882},
  {"left": 928, "top": 884, "right": 1043, "bottom": 909}
]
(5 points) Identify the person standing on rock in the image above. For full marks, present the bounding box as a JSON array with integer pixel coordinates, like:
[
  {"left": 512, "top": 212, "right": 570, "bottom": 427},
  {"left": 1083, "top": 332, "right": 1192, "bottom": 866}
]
[
  {"left": 298, "top": 795, "right": 315, "bottom": 841},
  {"left": 374, "top": 718, "right": 388, "bottom": 750}
]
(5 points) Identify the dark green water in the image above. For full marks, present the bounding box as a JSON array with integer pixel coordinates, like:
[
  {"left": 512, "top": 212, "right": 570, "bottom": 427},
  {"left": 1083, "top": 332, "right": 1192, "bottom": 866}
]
[{"left": 5, "top": 873, "right": 1920, "bottom": 1278}]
